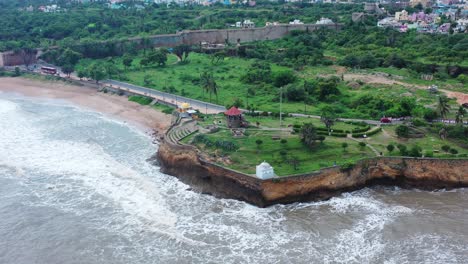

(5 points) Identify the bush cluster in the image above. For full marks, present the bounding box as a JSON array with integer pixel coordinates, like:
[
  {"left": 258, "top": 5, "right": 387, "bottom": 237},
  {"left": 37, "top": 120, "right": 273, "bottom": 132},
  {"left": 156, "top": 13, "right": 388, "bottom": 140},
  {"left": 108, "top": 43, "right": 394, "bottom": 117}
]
[{"left": 192, "top": 134, "right": 239, "bottom": 152}]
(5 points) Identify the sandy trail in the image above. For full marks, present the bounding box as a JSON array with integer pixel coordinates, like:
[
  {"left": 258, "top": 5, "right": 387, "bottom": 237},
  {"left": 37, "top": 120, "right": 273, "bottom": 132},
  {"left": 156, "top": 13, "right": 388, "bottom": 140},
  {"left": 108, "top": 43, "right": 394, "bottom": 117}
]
[
  {"left": 0, "top": 77, "right": 171, "bottom": 134},
  {"left": 325, "top": 71, "right": 468, "bottom": 105}
]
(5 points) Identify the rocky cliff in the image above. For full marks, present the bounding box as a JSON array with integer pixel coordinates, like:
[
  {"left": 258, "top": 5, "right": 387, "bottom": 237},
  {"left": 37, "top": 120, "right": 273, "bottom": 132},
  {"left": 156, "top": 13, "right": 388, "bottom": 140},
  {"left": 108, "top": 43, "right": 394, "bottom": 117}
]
[{"left": 157, "top": 141, "right": 468, "bottom": 207}]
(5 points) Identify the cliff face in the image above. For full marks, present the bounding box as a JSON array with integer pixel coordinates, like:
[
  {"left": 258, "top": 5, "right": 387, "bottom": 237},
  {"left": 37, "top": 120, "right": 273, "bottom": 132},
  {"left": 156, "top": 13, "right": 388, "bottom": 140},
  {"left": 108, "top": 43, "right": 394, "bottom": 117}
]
[{"left": 157, "top": 141, "right": 468, "bottom": 207}]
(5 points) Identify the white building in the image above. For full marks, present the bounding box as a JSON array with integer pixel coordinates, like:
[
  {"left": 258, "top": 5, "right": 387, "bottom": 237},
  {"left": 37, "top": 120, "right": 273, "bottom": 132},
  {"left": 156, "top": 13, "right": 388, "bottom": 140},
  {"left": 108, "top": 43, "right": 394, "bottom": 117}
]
[
  {"left": 316, "top": 17, "right": 334, "bottom": 25},
  {"left": 256, "top": 161, "right": 275, "bottom": 180},
  {"left": 289, "top": 19, "right": 304, "bottom": 25},
  {"left": 235, "top": 20, "right": 255, "bottom": 28}
]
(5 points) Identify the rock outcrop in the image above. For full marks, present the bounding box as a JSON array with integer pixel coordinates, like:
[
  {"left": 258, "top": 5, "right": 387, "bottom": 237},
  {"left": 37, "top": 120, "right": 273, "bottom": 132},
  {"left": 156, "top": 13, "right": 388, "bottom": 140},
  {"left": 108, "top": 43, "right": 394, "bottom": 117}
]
[{"left": 157, "top": 140, "right": 468, "bottom": 207}]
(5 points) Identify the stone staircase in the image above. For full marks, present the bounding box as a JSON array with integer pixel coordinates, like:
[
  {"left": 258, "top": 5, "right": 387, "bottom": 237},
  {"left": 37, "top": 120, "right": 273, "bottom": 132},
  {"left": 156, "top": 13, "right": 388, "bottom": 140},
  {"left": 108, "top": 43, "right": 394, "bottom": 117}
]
[{"left": 166, "top": 120, "right": 198, "bottom": 145}]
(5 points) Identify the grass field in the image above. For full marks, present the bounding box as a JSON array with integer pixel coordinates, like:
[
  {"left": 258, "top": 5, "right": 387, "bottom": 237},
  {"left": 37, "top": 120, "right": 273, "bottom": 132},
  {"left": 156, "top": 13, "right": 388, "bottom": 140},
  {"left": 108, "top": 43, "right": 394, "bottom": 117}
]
[
  {"left": 76, "top": 51, "right": 466, "bottom": 120},
  {"left": 186, "top": 129, "right": 375, "bottom": 176}
]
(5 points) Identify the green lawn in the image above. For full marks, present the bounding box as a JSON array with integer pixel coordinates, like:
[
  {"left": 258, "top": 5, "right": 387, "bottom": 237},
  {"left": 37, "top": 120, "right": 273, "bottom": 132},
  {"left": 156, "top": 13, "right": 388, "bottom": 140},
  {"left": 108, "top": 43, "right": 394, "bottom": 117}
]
[
  {"left": 364, "top": 125, "right": 468, "bottom": 158},
  {"left": 186, "top": 126, "right": 375, "bottom": 176}
]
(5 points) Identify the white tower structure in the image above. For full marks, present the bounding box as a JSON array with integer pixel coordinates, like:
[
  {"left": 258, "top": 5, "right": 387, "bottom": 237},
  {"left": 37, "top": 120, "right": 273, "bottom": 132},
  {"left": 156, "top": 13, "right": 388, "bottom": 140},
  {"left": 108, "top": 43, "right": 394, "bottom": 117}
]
[{"left": 256, "top": 161, "right": 275, "bottom": 179}]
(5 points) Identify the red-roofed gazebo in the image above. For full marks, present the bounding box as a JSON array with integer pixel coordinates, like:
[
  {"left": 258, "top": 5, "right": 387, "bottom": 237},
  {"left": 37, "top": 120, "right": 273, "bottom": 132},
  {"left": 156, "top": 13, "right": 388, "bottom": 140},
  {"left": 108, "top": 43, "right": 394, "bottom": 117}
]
[{"left": 224, "top": 107, "right": 242, "bottom": 128}]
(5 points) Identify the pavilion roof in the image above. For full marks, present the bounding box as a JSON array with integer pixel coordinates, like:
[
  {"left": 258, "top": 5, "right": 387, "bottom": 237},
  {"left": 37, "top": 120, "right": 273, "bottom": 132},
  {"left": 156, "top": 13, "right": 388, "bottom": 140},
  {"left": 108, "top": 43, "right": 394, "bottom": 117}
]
[{"left": 224, "top": 106, "right": 242, "bottom": 116}]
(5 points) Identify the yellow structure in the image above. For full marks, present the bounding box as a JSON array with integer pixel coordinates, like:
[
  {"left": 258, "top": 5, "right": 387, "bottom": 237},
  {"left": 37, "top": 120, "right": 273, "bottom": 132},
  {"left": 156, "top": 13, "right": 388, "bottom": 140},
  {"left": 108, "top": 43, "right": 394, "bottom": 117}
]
[{"left": 395, "top": 10, "right": 409, "bottom": 21}]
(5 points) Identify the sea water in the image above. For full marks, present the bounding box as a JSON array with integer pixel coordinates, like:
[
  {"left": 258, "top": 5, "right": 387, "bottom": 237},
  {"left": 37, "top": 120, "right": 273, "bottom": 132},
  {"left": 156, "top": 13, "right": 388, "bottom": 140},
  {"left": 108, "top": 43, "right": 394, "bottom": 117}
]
[{"left": 0, "top": 93, "right": 467, "bottom": 264}]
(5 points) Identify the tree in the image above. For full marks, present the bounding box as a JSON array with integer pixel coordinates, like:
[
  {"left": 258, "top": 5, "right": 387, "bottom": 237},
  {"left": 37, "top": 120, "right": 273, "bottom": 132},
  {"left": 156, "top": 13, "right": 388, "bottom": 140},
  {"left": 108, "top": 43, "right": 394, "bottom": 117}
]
[
  {"left": 342, "top": 142, "right": 348, "bottom": 152},
  {"left": 408, "top": 145, "right": 422, "bottom": 157},
  {"left": 255, "top": 139, "right": 263, "bottom": 152},
  {"left": 397, "top": 144, "right": 407, "bottom": 156},
  {"left": 387, "top": 144, "right": 395, "bottom": 153},
  {"left": 396, "top": 125, "right": 409, "bottom": 138},
  {"left": 273, "top": 71, "right": 296, "bottom": 87},
  {"left": 317, "top": 78, "right": 340, "bottom": 101},
  {"left": 147, "top": 49, "right": 168, "bottom": 66},
  {"left": 77, "top": 69, "right": 87, "bottom": 80},
  {"left": 140, "top": 57, "right": 150, "bottom": 68},
  {"left": 455, "top": 106, "right": 466, "bottom": 124},
  {"left": 300, "top": 123, "right": 317, "bottom": 149},
  {"left": 61, "top": 64, "right": 74, "bottom": 77},
  {"left": 280, "top": 139, "right": 288, "bottom": 147},
  {"left": 284, "top": 84, "right": 306, "bottom": 102},
  {"left": 289, "top": 155, "right": 300, "bottom": 170},
  {"left": 200, "top": 71, "right": 219, "bottom": 103},
  {"left": 122, "top": 55, "right": 133, "bottom": 70},
  {"left": 436, "top": 96, "right": 450, "bottom": 119},
  {"left": 140, "top": 37, "right": 152, "bottom": 55},
  {"left": 15, "top": 45, "right": 37, "bottom": 68},
  {"left": 211, "top": 51, "right": 226, "bottom": 65},
  {"left": 320, "top": 105, "right": 336, "bottom": 133},
  {"left": 358, "top": 141, "right": 366, "bottom": 150},
  {"left": 89, "top": 63, "right": 106, "bottom": 84},
  {"left": 173, "top": 44, "right": 191, "bottom": 62},
  {"left": 58, "top": 48, "right": 81, "bottom": 66}
]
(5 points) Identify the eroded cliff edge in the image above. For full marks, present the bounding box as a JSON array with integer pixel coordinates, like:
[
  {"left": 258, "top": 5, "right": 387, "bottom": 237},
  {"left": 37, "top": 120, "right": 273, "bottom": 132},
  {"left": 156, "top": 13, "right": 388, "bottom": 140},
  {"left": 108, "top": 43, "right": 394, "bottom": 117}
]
[{"left": 156, "top": 140, "right": 468, "bottom": 207}]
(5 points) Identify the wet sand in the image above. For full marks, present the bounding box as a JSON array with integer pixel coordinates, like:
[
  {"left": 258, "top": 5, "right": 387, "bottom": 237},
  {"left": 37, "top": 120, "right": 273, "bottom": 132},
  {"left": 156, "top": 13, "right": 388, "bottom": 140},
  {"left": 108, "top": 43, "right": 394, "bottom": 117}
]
[{"left": 0, "top": 77, "right": 171, "bottom": 134}]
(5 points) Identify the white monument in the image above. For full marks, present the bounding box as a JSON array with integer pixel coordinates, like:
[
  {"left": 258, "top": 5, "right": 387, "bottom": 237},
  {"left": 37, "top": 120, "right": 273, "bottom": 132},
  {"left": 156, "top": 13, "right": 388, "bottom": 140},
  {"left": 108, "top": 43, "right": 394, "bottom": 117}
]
[{"left": 256, "top": 161, "right": 275, "bottom": 179}]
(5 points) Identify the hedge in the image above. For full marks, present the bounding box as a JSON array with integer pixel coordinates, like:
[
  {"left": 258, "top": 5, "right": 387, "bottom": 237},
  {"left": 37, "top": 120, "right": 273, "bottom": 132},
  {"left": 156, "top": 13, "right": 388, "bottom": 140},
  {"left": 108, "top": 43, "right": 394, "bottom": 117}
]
[
  {"left": 351, "top": 125, "right": 371, "bottom": 133},
  {"left": 352, "top": 127, "right": 382, "bottom": 138}
]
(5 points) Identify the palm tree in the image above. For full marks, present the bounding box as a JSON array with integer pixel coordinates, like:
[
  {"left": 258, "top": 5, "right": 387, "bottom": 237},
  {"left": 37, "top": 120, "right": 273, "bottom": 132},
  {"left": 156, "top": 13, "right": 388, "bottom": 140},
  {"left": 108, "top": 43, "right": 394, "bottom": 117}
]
[
  {"left": 200, "top": 72, "right": 211, "bottom": 99},
  {"left": 436, "top": 96, "right": 450, "bottom": 119},
  {"left": 200, "top": 72, "right": 219, "bottom": 103},
  {"left": 455, "top": 106, "right": 466, "bottom": 124}
]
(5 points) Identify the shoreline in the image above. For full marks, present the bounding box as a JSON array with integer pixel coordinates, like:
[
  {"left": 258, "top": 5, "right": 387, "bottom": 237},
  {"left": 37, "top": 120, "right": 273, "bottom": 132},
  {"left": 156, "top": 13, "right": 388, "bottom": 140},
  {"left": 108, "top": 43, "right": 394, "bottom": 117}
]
[
  {"left": 157, "top": 139, "right": 468, "bottom": 207},
  {"left": 0, "top": 77, "right": 172, "bottom": 136}
]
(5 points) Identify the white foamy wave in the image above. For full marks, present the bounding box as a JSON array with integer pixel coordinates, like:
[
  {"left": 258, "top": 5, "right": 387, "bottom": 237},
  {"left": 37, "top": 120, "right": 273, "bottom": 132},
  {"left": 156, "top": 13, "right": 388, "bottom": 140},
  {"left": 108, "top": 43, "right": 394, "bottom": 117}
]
[
  {"left": 0, "top": 98, "right": 18, "bottom": 113},
  {"left": 0, "top": 98, "right": 189, "bottom": 243},
  {"left": 316, "top": 191, "right": 413, "bottom": 263}
]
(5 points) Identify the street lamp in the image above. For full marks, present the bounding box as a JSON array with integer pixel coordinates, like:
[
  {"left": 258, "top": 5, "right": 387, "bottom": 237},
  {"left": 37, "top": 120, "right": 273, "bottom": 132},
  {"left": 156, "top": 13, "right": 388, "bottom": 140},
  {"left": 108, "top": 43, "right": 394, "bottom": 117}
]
[{"left": 279, "top": 86, "right": 283, "bottom": 129}]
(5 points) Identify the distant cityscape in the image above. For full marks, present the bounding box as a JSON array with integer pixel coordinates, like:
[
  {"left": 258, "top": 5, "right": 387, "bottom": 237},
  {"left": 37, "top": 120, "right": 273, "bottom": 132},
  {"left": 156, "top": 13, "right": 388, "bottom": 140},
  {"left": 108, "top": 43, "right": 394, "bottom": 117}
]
[{"left": 19, "top": 0, "right": 468, "bottom": 33}]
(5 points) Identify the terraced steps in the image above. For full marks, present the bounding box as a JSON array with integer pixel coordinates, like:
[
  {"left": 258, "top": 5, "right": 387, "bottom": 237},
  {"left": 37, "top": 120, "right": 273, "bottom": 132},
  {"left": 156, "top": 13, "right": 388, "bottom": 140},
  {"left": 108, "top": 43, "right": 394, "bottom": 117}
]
[{"left": 166, "top": 121, "right": 198, "bottom": 144}]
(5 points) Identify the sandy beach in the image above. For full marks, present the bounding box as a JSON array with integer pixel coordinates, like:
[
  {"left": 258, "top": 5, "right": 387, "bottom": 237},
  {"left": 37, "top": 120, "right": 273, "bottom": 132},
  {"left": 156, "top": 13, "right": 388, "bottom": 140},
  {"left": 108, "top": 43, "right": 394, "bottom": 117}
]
[{"left": 0, "top": 77, "right": 171, "bottom": 134}]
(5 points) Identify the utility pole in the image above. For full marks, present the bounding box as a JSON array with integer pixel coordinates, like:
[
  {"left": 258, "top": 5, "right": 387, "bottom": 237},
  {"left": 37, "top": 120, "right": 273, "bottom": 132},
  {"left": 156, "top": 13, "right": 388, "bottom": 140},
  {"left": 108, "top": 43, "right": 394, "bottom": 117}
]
[{"left": 279, "top": 87, "right": 283, "bottom": 136}]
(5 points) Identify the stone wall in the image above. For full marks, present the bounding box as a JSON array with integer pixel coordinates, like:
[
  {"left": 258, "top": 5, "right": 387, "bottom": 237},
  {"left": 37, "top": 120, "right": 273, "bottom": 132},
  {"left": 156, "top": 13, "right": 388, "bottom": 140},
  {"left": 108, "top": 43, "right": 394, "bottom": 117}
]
[
  {"left": 156, "top": 139, "right": 468, "bottom": 207},
  {"left": 145, "top": 24, "right": 341, "bottom": 48},
  {"left": 0, "top": 51, "right": 38, "bottom": 67}
]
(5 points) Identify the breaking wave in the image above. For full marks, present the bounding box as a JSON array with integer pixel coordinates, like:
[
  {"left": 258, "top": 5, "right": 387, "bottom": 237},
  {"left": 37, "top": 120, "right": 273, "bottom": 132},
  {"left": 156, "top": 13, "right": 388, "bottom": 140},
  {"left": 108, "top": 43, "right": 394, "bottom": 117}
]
[{"left": 0, "top": 95, "right": 467, "bottom": 264}]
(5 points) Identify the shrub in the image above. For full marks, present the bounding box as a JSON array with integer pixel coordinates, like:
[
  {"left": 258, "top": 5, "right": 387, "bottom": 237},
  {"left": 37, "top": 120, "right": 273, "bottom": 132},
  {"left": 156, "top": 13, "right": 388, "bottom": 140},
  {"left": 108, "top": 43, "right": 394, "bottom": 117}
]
[
  {"left": 441, "top": 145, "right": 451, "bottom": 153},
  {"left": 340, "top": 162, "right": 355, "bottom": 171},
  {"left": 129, "top": 95, "right": 153, "bottom": 105},
  {"left": 449, "top": 148, "right": 458, "bottom": 155},
  {"left": 396, "top": 125, "right": 409, "bottom": 138},
  {"left": 366, "top": 127, "right": 382, "bottom": 136},
  {"left": 351, "top": 125, "right": 371, "bottom": 133},
  {"left": 331, "top": 132, "right": 347, "bottom": 137},
  {"left": 424, "top": 150, "right": 433, "bottom": 157},
  {"left": 408, "top": 145, "right": 422, "bottom": 157},
  {"left": 341, "top": 142, "right": 348, "bottom": 151},
  {"left": 397, "top": 144, "right": 407, "bottom": 155},
  {"left": 387, "top": 144, "right": 395, "bottom": 153},
  {"left": 412, "top": 118, "right": 427, "bottom": 127}
]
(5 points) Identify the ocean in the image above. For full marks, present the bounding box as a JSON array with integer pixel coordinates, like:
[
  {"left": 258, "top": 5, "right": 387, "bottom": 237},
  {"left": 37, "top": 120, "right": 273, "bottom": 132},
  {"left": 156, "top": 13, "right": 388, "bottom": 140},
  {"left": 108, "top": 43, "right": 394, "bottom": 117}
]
[{"left": 0, "top": 93, "right": 467, "bottom": 264}]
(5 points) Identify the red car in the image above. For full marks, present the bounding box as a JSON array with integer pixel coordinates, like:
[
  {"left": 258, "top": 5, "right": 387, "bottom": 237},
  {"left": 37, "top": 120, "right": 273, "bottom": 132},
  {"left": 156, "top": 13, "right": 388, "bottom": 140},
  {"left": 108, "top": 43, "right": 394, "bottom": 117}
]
[{"left": 380, "top": 117, "right": 392, "bottom": 123}]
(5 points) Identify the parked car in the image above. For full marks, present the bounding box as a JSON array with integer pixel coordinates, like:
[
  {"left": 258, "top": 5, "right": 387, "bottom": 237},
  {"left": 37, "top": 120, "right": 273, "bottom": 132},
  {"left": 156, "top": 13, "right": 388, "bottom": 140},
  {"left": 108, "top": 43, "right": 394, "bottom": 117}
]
[{"left": 380, "top": 117, "right": 392, "bottom": 123}]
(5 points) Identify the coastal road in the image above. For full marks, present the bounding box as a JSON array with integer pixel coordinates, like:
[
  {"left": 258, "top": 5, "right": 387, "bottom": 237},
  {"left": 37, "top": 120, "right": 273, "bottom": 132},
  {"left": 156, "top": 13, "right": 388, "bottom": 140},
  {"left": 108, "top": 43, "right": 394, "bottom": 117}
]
[
  {"left": 103, "top": 80, "right": 226, "bottom": 114},
  {"left": 103, "top": 80, "right": 394, "bottom": 125}
]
